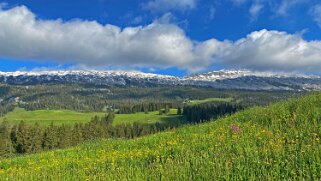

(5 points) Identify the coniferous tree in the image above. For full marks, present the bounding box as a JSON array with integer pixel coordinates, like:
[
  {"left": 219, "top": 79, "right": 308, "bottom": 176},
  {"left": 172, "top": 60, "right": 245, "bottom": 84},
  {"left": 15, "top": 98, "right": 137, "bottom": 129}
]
[
  {"left": 57, "top": 124, "right": 72, "bottom": 148},
  {"left": 0, "top": 121, "right": 13, "bottom": 157},
  {"left": 10, "top": 124, "right": 18, "bottom": 153},
  {"left": 177, "top": 107, "right": 182, "bottom": 115},
  {"left": 16, "top": 121, "right": 29, "bottom": 153},
  {"left": 71, "top": 123, "right": 84, "bottom": 146},
  {"left": 29, "top": 123, "right": 43, "bottom": 153},
  {"left": 42, "top": 123, "right": 59, "bottom": 150},
  {"left": 106, "top": 112, "right": 115, "bottom": 125},
  {"left": 165, "top": 105, "right": 170, "bottom": 114}
]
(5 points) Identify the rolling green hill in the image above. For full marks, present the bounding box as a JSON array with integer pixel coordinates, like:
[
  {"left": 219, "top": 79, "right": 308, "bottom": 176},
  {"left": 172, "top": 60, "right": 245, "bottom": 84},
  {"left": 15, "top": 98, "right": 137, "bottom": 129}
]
[
  {"left": 0, "top": 94, "right": 320, "bottom": 180},
  {"left": 0, "top": 108, "right": 180, "bottom": 126},
  {"left": 0, "top": 108, "right": 105, "bottom": 126}
]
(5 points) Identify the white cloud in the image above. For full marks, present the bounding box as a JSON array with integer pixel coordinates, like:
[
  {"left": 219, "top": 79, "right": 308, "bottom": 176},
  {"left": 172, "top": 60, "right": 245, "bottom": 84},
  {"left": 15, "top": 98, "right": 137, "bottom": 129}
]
[
  {"left": 212, "top": 29, "right": 321, "bottom": 72},
  {"left": 0, "top": 5, "right": 210, "bottom": 72},
  {"left": 154, "top": 12, "right": 175, "bottom": 24},
  {"left": 249, "top": 3, "right": 264, "bottom": 20},
  {"left": 1, "top": 6, "right": 321, "bottom": 73},
  {"left": 144, "top": 0, "right": 197, "bottom": 13},
  {"left": 310, "top": 4, "right": 321, "bottom": 28}
]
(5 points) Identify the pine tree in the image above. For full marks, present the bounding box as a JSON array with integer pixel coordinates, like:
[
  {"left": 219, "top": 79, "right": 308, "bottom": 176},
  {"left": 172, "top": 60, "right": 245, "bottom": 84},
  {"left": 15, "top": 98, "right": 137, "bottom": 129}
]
[
  {"left": 106, "top": 112, "right": 115, "bottom": 125},
  {"left": 0, "top": 121, "right": 13, "bottom": 157},
  {"left": 71, "top": 123, "right": 84, "bottom": 146},
  {"left": 29, "top": 123, "right": 43, "bottom": 153},
  {"left": 165, "top": 105, "right": 170, "bottom": 114},
  {"left": 57, "top": 124, "right": 72, "bottom": 148},
  {"left": 42, "top": 123, "right": 59, "bottom": 150},
  {"left": 16, "top": 121, "right": 29, "bottom": 153},
  {"left": 177, "top": 107, "right": 182, "bottom": 115}
]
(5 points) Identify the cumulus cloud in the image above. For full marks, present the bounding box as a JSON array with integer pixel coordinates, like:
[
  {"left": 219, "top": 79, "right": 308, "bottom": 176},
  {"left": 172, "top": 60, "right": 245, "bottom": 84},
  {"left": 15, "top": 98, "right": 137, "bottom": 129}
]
[
  {"left": 0, "top": 5, "right": 210, "bottom": 72},
  {"left": 212, "top": 29, "right": 321, "bottom": 72},
  {"left": 144, "top": 0, "right": 197, "bottom": 13},
  {"left": 1, "top": 6, "right": 321, "bottom": 73}
]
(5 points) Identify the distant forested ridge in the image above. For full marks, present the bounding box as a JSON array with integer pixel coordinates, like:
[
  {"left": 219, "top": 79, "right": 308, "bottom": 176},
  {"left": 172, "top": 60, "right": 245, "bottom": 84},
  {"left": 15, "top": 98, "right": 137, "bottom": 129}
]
[{"left": 0, "top": 83, "right": 303, "bottom": 114}]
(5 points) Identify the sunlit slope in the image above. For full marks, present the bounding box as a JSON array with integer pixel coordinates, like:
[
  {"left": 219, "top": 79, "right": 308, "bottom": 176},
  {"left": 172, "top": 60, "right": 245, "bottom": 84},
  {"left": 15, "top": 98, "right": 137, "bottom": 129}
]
[
  {"left": 0, "top": 94, "right": 320, "bottom": 180},
  {"left": 0, "top": 108, "right": 180, "bottom": 126}
]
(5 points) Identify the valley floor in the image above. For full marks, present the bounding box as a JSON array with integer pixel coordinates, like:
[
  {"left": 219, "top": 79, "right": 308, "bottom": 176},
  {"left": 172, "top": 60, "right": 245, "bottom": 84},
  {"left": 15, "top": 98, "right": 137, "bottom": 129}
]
[{"left": 0, "top": 108, "right": 181, "bottom": 126}]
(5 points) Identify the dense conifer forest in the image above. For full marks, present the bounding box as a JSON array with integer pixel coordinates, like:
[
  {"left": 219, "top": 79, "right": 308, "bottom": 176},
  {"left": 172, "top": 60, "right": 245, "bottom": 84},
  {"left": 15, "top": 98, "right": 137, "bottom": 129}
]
[{"left": 0, "top": 83, "right": 302, "bottom": 114}]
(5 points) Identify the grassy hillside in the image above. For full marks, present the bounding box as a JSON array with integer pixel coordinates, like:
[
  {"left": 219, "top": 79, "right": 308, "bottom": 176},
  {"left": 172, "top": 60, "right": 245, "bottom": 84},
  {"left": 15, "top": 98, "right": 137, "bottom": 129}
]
[
  {"left": 0, "top": 94, "right": 320, "bottom": 180},
  {"left": 0, "top": 108, "right": 180, "bottom": 126},
  {"left": 0, "top": 108, "right": 105, "bottom": 126}
]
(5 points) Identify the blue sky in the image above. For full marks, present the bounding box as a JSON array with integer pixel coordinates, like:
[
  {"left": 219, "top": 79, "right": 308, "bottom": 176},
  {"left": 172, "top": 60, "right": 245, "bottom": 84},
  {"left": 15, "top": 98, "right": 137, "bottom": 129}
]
[{"left": 1, "top": 0, "right": 321, "bottom": 76}]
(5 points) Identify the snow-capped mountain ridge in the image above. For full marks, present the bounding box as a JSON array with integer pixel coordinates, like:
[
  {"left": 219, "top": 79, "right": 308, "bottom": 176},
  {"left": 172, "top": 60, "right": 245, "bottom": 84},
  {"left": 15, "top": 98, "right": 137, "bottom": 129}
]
[
  {"left": 185, "top": 69, "right": 321, "bottom": 81},
  {"left": 0, "top": 69, "right": 319, "bottom": 79},
  {"left": 0, "top": 69, "right": 320, "bottom": 91},
  {"left": 0, "top": 70, "right": 177, "bottom": 79}
]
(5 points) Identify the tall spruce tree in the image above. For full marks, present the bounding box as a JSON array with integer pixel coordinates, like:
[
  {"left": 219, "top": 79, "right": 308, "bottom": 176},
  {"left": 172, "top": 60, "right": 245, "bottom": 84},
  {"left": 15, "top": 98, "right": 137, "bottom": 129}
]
[
  {"left": 29, "top": 123, "right": 43, "bottom": 153},
  {"left": 177, "top": 107, "right": 182, "bottom": 115},
  {"left": 106, "top": 112, "right": 115, "bottom": 125},
  {"left": 42, "top": 123, "right": 59, "bottom": 150},
  {"left": 0, "top": 121, "right": 13, "bottom": 157},
  {"left": 16, "top": 121, "right": 29, "bottom": 153}
]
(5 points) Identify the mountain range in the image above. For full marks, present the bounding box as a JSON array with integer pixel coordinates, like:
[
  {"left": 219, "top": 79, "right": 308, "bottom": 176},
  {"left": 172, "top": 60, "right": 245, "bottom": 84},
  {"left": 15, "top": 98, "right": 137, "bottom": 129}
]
[{"left": 0, "top": 69, "right": 320, "bottom": 91}]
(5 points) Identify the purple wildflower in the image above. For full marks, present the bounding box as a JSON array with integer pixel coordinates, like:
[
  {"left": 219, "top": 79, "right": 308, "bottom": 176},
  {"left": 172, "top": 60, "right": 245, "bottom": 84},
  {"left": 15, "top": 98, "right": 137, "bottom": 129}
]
[{"left": 230, "top": 124, "right": 241, "bottom": 133}]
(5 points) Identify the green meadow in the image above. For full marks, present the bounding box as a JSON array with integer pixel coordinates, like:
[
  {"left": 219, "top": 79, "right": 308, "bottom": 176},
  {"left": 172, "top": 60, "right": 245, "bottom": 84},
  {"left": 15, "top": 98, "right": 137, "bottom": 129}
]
[
  {"left": 0, "top": 94, "right": 320, "bottom": 180},
  {"left": 0, "top": 108, "right": 181, "bottom": 126}
]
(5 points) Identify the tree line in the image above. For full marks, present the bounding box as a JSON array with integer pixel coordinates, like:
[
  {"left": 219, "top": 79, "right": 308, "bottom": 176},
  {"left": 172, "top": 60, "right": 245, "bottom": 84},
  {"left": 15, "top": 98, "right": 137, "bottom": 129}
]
[
  {"left": 117, "top": 103, "right": 176, "bottom": 114},
  {"left": 0, "top": 83, "right": 301, "bottom": 116},
  {"left": 183, "top": 102, "right": 242, "bottom": 123},
  {"left": 0, "top": 104, "right": 14, "bottom": 117},
  {"left": 0, "top": 113, "right": 173, "bottom": 158}
]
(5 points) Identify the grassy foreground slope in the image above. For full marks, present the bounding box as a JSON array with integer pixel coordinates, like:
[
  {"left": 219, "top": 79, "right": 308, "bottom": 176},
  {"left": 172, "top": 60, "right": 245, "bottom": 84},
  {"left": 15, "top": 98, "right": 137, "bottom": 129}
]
[
  {"left": 0, "top": 94, "right": 321, "bottom": 180},
  {"left": 0, "top": 108, "right": 180, "bottom": 126}
]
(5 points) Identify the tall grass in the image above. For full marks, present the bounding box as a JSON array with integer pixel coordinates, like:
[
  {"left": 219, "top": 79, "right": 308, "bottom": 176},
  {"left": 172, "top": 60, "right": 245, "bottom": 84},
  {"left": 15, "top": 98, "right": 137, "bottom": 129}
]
[{"left": 0, "top": 94, "right": 320, "bottom": 180}]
